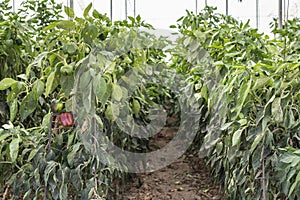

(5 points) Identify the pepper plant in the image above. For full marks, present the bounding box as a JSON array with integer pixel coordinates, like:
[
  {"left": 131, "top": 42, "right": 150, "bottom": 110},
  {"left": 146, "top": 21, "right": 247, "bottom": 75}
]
[{"left": 171, "top": 6, "right": 300, "bottom": 200}]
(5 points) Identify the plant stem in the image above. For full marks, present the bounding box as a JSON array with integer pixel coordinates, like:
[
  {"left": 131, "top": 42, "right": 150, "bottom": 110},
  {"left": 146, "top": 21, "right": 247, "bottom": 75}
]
[
  {"left": 44, "top": 113, "right": 54, "bottom": 200},
  {"left": 262, "top": 148, "right": 266, "bottom": 200}
]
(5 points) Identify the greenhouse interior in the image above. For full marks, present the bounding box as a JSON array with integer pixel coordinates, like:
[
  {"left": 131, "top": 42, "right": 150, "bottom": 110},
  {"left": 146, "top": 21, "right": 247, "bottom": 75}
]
[{"left": 0, "top": 0, "right": 300, "bottom": 199}]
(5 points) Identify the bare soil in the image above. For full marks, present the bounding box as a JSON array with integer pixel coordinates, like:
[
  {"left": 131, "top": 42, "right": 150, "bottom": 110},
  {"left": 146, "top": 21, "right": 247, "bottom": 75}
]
[{"left": 114, "top": 126, "right": 224, "bottom": 200}]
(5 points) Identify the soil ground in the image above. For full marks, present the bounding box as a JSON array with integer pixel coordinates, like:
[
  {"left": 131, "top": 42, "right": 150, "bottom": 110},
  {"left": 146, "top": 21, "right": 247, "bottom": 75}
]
[{"left": 115, "top": 126, "right": 224, "bottom": 200}]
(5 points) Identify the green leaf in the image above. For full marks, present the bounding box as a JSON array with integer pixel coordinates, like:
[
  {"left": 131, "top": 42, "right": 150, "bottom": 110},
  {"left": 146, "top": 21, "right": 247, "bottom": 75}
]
[
  {"left": 64, "top": 6, "right": 75, "bottom": 18},
  {"left": 60, "top": 74, "right": 74, "bottom": 97},
  {"left": 42, "top": 113, "right": 51, "bottom": 130},
  {"left": 105, "top": 103, "right": 119, "bottom": 121},
  {"left": 250, "top": 132, "right": 263, "bottom": 154},
  {"left": 94, "top": 75, "right": 107, "bottom": 102},
  {"left": 112, "top": 84, "right": 123, "bottom": 101},
  {"left": 253, "top": 77, "right": 270, "bottom": 90},
  {"left": 27, "top": 148, "right": 39, "bottom": 162},
  {"left": 232, "top": 129, "right": 242, "bottom": 147},
  {"left": 43, "top": 22, "right": 58, "bottom": 31},
  {"left": 9, "top": 99, "right": 18, "bottom": 122},
  {"left": 83, "top": 3, "right": 93, "bottom": 18},
  {"left": 132, "top": 99, "right": 141, "bottom": 115},
  {"left": 44, "top": 161, "right": 58, "bottom": 184},
  {"left": 67, "top": 143, "right": 81, "bottom": 167},
  {"left": 92, "top": 9, "right": 102, "bottom": 19},
  {"left": 60, "top": 184, "right": 68, "bottom": 200},
  {"left": 235, "top": 77, "right": 252, "bottom": 118},
  {"left": 94, "top": 114, "right": 103, "bottom": 129},
  {"left": 63, "top": 43, "right": 78, "bottom": 55},
  {"left": 45, "top": 71, "right": 59, "bottom": 97},
  {"left": 33, "top": 79, "right": 45, "bottom": 97},
  {"left": 67, "top": 132, "right": 75, "bottom": 148},
  {"left": 220, "top": 122, "right": 233, "bottom": 131},
  {"left": 100, "top": 81, "right": 112, "bottom": 105},
  {"left": 20, "top": 91, "right": 38, "bottom": 121},
  {"left": 79, "top": 70, "right": 92, "bottom": 91},
  {"left": 57, "top": 20, "right": 76, "bottom": 30},
  {"left": 272, "top": 97, "right": 283, "bottom": 123},
  {"left": 83, "top": 86, "right": 94, "bottom": 113},
  {"left": 0, "top": 133, "right": 10, "bottom": 142},
  {"left": 0, "top": 78, "right": 17, "bottom": 90},
  {"left": 284, "top": 109, "right": 295, "bottom": 128},
  {"left": 288, "top": 171, "right": 300, "bottom": 197},
  {"left": 9, "top": 138, "right": 21, "bottom": 163}
]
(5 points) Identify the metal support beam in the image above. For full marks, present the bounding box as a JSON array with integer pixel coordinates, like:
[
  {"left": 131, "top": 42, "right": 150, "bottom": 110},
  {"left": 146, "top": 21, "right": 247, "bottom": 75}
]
[
  {"left": 278, "top": 0, "right": 283, "bottom": 29},
  {"left": 110, "top": 0, "right": 113, "bottom": 20},
  {"left": 195, "top": 0, "right": 198, "bottom": 14},
  {"left": 69, "top": 0, "right": 74, "bottom": 20},
  {"left": 12, "top": 0, "right": 15, "bottom": 12},
  {"left": 226, "top": 0, "right": 228, "bottom": 15},
  {"left": 125, "top": 0, "right": 128, "bottom": 19},
  {"left": 134, "top": 0, "right": 136, "bottom": 18},
  {"left": 256, "top": 0, "right": 259, "bottom": 28},
  {"left": 70, "top": 0, "right": 74, "bottom": 10}
]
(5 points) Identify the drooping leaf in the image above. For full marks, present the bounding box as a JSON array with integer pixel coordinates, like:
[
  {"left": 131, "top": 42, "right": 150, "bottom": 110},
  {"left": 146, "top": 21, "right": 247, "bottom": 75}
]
[
  {"left": 235, "top": 77, "right": 252, "bottom": 118},
  {"left": 250, "top": 132, "right": 264, "bottom": 154},
  {"left": 83, "top": 86, "right": 95, "bottom": 113},
  {"left": 288, "top": 171, "right": 300, "bottom": 197},
  {"left": 272, "top": 97, "right": 283, "bottom": 123},
  {"left": 45, "top": 71, "right": 59, "bottom": 97},
  {"left": 27, "top": 148, "right": 40, "bottom": 162}
]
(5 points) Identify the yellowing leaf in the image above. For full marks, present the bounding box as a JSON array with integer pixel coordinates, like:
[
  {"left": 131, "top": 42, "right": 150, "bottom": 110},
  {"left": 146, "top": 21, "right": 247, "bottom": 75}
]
[
  {"left": 0, "top": 78, "right": 17, "bottom": 90},
  {"left": 132, "top": 99, "right": 141, "bottom": 115}
]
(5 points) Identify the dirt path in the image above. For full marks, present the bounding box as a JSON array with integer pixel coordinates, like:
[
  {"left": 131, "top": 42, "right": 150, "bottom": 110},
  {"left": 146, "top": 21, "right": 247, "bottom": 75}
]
[{"left": 116, "top": 127, "right": 224, "bottom": 200}]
